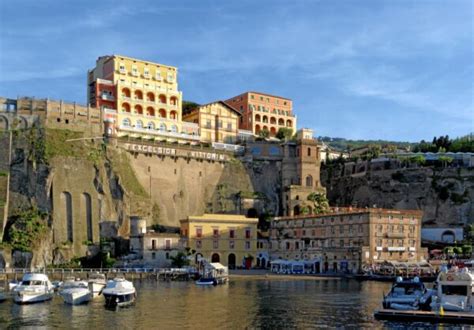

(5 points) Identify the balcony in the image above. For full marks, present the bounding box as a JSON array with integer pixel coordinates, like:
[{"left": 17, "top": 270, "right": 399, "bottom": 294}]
[
  {"left": 387, "top": 246, "right": 406, "bottom": 251},
  {"left": 385, "top": 232, "right": 405, "bottom": 239},
  {"left": 118, "top": 125, "right": 200, "bottom": 141},
  {"left": 101, "top": 94, "right": 115, "bottom": 101}
]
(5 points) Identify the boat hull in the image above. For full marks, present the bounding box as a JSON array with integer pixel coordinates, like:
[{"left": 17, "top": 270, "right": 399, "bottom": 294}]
[
  {"left": 89, "top": 282, "right": 106, "bottom": 298},
  {"left": 103, "top": 292, "right": 136, "bottom": 308},
  {"left": 13, "top": 291, "right": 53, "bottom": 304},
  {"left": 60, "top": 289, "right": 91, "bottom": 305}
]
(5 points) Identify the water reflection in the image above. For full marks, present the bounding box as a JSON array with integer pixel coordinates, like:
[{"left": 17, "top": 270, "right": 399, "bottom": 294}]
[{"left": 0, "top": 279, "right": 471, "bottom": 328}]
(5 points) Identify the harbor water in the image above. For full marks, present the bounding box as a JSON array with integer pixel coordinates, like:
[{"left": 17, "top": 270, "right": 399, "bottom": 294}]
[{"left": 0, "top": 277, "right": 470, "bottom": 328}]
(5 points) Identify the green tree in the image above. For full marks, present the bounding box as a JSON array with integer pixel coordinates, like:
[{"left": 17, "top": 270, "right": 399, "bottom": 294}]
[
  {"left": 170, "top": 252, "right": 190, "bottom": 268},
  {"left": 307, "top": 192, "right": 330, "bottom": 214},
  {"left": 258, "top": 129, "right": 270, "bottom": 139},
  {"left": 438, "top": 156, "right": 453, "bottom": 168},
  {"left": 276, "top": 127, "right": 293, "bottom": 141}
]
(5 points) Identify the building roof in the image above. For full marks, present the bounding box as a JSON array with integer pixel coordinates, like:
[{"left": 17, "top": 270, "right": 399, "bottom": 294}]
[
  {"left": 99, "top": 54, "right": 177, "bottom": 70},
  {"left": 273, "top": 207, "right": 423, "bottom": 221},
  {"left": 229, "top": 91, "right": 292, "bottom": 101},
  {"left": 181, "top": 213, "right": 258, "bottom": 223}
]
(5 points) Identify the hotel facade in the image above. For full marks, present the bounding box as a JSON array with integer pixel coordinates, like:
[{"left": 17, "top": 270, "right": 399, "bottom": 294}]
[
  {"left": 225, "top": 91, "right": 297, "bottom": 136},
  {"left": 87, "top": 55, "right": 199, "bottom": 143},
  {"left": 270, "top": 208, "right": 426, "bottom": 273}
]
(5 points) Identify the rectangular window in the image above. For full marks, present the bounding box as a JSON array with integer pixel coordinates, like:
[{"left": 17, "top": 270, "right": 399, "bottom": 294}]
[
  {"left": 229, "top": 240, "right": 235, "bottom": 249},
  {"left": 196, "top": 240, "right": 202, "bottom": 249},
  {"left": 165, "top": 239, "right": 171, "bottom": 250},
  {"left": 213, "top": 229, "right": 219, "bottom": 237},
  {"left": 213, "top": 240, "right": 218, "bottom": 249},
  {"left": 227, "top": 122, "right": 232, "bottom": 130},
  {"left": 245, "top": 229, "right": 251, "bottom": 239},
  {"left": 196, "top": 228, "right": 202, "bottom": 238},
  {"left": 152, "top": 252, "right": 156, "bottom": 259},
  {"left": 229, "top": 229, "right": 235, "bottom": 238},
  {"left": 245, "top": 241, "right": 251, "bottom": 250},
  {"left": 340, "top": 240, "right": 344, "bottom": 247},
  {"left": 295, "top": 241, "right": 299, "bottom": 249}
]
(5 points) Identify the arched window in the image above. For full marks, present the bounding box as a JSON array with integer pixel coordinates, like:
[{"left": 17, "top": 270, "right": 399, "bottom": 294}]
[
  {"left": 136, "top": 120, "right": 143, "bottom": 129},
  {"left": 286, "top": 119, "right": 292, "bottom": 127},
  {"left": 270, "top": 117, "right": 276, "bottom": 125},
  {"left": 146, "top": 107, "right": 155, "bottom": 117},
  {"left": 306, "top": 175, "right": 313, "bottom": 187},
  {"left": 146, "top": 92, "right": 155, "bottom": 102},
  {"left": 159, "top": 109, "right": 167, "bottom": 118},
  {"left": 263, "top": 115, "right": 268, "bottom": 123},
  {"left": 147, "top": 122, "right": 155, "bottom": 129},
  {"left": 134, "top": 105, "right": 143, "bottom": 115},
  {"left": 255, "top": 114, "right": 261, "bottom": 122},
  {"left": 159, "top": 123, "right": 167, "bottom": 131},
  {"left": 278, "top": 118, "right": 284, "bottom": 126},
  {"left": 307, "top": 147, "right": 311, "bottom": 157},
  {"left": 121, "top": 103, "right": 131, "bottom": 113},
  {"left": 159, "top": 94, "right": 167, "bottom": 104},
  {"left": 170, "top": 125, "right": 178, "bottom": 133},
  {"left": 134, "top": 90, "right": 143, "bottom": 100},
  {"left": 122, "top": 118, "right": 131, "bottom": 127},
  {"left": 170, "top": 110, "right": 178, "bottom": 120},
  {"left": 170, "top": 96, "right": 178, "bottom": 106},
  {"left": 255, "top": 124, "right": 261, "bottom": 133},
  {"left": 121, "top": 88, "right": 131, "bottom": 98}
]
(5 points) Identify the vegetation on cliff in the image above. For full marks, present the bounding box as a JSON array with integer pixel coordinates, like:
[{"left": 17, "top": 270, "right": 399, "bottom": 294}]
[
  {"left": 413, "top": 134, "right": 474, "bottom": 153},
  {"left": 106, "top": 149, "right": 148, "bottom": 198},
  {"left": 3, "top": 208, "right": 49, "bottom": 252}
]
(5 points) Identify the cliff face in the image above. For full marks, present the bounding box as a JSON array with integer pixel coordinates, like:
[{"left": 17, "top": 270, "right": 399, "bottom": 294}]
[{"left": 322, "top": 165, "right": 474, "bottom": 226}]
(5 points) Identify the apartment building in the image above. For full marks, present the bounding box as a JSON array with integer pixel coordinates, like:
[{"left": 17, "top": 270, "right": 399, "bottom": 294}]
[
  {"left": 270, "top": 208, "right": 425, "bottom": 273},
  {"left": 87, "top": 55, "right": 199, "bottom": 143},
  {"left": 180, "top": 214, "right": 258, "bottom": 269},
  {"left": 225, "top": 91, "right": 297, "bottom": 136}
]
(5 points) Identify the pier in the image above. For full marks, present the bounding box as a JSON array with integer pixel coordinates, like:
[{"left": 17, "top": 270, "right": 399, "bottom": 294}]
[
  {"left": 374, "top": 309, "right": 474, "bottom": 325},
  {"left": 0, "top": 268, "right": 197, "bottom": 284}
]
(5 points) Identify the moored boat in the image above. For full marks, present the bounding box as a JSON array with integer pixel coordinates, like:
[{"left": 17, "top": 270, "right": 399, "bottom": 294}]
[
  {"left": 59, "top": 279, "right": 91, "bottom": 305},
  {"left": 382, "top": 276, "right": 433, "bottom": 310},
  {"left": 88, "top": 272, "right": 107, "bottom": 297},
  {"left": 431, "top": 266, "right": 474, "bottom": 312},
  {"left": 102, "top": 277, "right": 136, "bottom": 308},
  {"left": 12, "top": 273, "right": 54, "bottom": 304},
  {"left": 196, "top": 262, "right": 228, "bottom": 286}
]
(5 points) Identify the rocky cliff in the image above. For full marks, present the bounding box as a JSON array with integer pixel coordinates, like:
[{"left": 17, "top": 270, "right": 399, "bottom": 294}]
[{"left": 322, "top": 164, "right": 474, "bottom": 226}]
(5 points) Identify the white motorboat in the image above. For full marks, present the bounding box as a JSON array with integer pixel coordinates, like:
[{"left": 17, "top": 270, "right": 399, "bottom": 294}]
[
  {"left": 88, "top": 272, "right": 107, "bottom": 297},
  {"left": 59, "top": 279, "right": 91, "bottom": 305},
  {"left": 196, "top": 262, "right": 228, "bottom": 286},
  {"left": 102, "top": 277, "right": 136, "bottom": 308},
  {"left": 382, "top": 276, "right": 433, "bottom": 310},
  {"left": 432, "top": 266, "right": 474, "bottom": 312},
  {"left": 8, "top": 280, "right": 19, "bottom": 291},
  {"left": 13, "top": 273, "right": 54, "bottom": 304}
]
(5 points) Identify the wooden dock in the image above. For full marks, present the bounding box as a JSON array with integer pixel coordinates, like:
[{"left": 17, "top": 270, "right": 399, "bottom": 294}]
[{"left": 374, "top": 309, "right": 474, "bottom": 325}]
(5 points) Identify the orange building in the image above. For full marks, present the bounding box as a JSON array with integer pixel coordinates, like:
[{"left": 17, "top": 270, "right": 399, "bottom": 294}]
[{"left": 225, "top": 91, "right": 297, "bottom": 136}]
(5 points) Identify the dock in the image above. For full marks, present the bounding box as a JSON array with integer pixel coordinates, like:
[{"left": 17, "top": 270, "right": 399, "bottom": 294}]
[{"left": 374, "top": 309, "right": 474, "bottom": 325}]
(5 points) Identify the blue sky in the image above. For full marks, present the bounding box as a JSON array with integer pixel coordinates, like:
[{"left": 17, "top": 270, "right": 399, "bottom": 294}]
[{"left": 0, "top": 0, "right": 472, "bottom": 141}]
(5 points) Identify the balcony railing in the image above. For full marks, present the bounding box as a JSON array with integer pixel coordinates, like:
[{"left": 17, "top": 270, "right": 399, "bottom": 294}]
[
  {"left": 101, "top": 94, "right": 115, "bottom": 101},
  {"left": 118, "top": 125, "right": 200, "bottom": 141}
]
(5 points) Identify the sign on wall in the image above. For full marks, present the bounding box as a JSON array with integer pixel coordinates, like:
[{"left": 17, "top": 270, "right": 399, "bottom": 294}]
[{"left": 123, "top": 143, "right": 227, "bottom": 161}]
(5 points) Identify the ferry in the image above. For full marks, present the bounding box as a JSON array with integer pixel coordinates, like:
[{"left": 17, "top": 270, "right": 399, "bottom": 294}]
[
  {"left": 382, "top": 276, "right": 433, "bottom": 310},
  {"left": 12, "top": 273, "right": 54, "bottom": 304},
  {"left": 431, "top": 266, "right": 474, "bottom": 312},
  {"left": 102, "top": 277, "right": 136, "bottom": 308}
]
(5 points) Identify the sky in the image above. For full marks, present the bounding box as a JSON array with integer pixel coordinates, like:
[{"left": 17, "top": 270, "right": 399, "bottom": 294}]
[{"left": 0, "top": 0, "right": 472, "bottom": 142}]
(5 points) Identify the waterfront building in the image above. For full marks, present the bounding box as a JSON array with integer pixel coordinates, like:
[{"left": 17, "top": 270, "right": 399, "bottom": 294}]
[
  {"left": 225, "top": 91, "right": 297, "bottom": 136},
  {"left": 87, "top": 55, "right": 199, "bottom": 143},
  {"left": 129, "top": 216, "right": 183, "bottom": 267},
  {"left": 182, "top": 101, "right": 241, "bottom": 144},
  {"left": 180, "top": 214, "right": 258, "bottom": 268},
  {"left": 270, "top": 208, "right": 426, "bottom": 274}
]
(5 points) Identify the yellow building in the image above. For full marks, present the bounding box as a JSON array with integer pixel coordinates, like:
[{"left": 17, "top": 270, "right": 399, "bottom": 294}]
[
  {"left": 87, "top": 55, "right": 199, "bottom": 143},
  {"left": 182, "top": 101, "right": 241, "bottom": 144},
  {"left": 180, "top": 214, "right": 258, "bottom": 268}
]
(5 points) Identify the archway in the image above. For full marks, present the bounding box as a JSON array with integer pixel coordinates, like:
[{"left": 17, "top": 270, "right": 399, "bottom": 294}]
[
  {"left": 0, "top": 115, "right": 9, "bottom": 130},
  {"left": 293, "top": 205, "right": 301, "bottom": 216},
  {"left": 211, "top": 253, "right": 220, "bottom": 263},
  {"left": 441, "top": 230, "right": 455, "bottom": 243},
  {"left": 228, "top": 253, "right": 236, "bottom": 269}
]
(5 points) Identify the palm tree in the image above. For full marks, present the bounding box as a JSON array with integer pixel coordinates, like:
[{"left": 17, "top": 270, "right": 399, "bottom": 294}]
[{"left": 307, "top": 192, "right": 330, "bottom": 214}]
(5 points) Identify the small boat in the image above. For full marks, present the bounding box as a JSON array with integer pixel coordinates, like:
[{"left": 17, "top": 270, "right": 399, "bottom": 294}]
[
  {"left": 12, "top": 273, "right": 54, "bottom": 304},
  {"left": 196, "top": 262, "right": 228, "bottom": 286},
  {"left": 59, "top": 279, "right": 91, "bottom": 305},
  {"left": 382, "top": 276, "right": 433, "bottom": 310},
  {"left": 8, "top": 280, "right": 19, "bottom": 291},
  {"left": 0, "top": 288, "right": 7, "bottom": 302},
  {"left": 102, "top": 277, "right": 136, "bottom": 308},
  {"left": 88, "top": 272, "right": 107, "bottom": 297},
  {"left": 431, "top": 266, "right": 474, "bottom": 312}
]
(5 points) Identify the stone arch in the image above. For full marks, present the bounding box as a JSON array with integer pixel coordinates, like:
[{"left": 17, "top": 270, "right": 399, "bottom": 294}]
[
  {"left": 122, "top": 102, "right": 131, "bottom": 113},
  {"left": 134, "top": 89, "right": 143, "bottom": 100},
  {"left": 211, "top": 253, "right": 220, "bottom": 263},
  {"left": 262, "top": 115, "right": 268, "bottom": 123},
  {"left": 146, "top": 92, "right": 155, "bottom": 102},
  {"left": 278, "top": 118, "right": 284, "bottom": 126},
  {"left": 286, "top": 119, "right": 292, "bottom": 127},
  {"left": 134, "top": 104, "right": 143, "bottom": 115},
  {"left": 0, "top": 115, "right": 9, "bottom": 130},
  {"left": 61, "top": 192, "right": 73, "bottom": 242},
  {"left": 16, "top": 116, "right": 28, "bottom": 130},
  {"left": 82, "top": 193, "right": 93, "bottom": 242},
  {"left": 159, "top": 123, "right": 167, "bottom": 131},
  {"left": 159, "top": 109, "right": 167, "bottom": 118},
  {"left": 441, "top": 230, "right": 456, "bottom": 243},
  {"left": 170, "top": 110, "right": 178, "bottom": 120},
  {"left": 228, "top": 253, "right": 236, "bottom": 269},
  {"left": 255, "top": 114, "right": 261, "bottom": 122},
  {"left": 306, "top": 175, "right": 313, "bottom": 187},
  {"left": 293, "top": 205, "right": 301, "bottom": 216},
  {"left": 146, "top": 106, "right": 155, "bottom": 117},
  {"left": 121, "top": 88, "right": 131, "bottom": 98},
  {"left": 159, "top": 94, "right": 167, "bottom": 104},
  {"left": 170, "top": 96, "right": 178, "bottom": 106},
  {"left": 255, "top": 124, "right": 261, "bottom": 134},
  {"left": 270, "top": 117, "right": 277, "bottom": 125}
]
